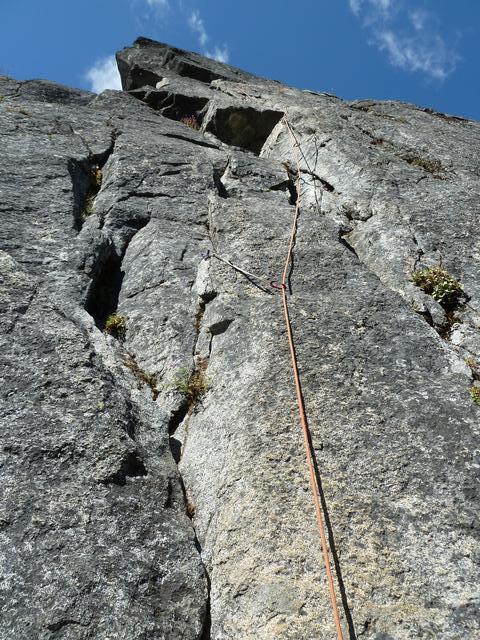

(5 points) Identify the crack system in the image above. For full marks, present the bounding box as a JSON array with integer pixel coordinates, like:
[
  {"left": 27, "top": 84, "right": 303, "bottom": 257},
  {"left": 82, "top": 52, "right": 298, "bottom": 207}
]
[{"left": 69, "top": 128, "right": 120, "bottom": 231}]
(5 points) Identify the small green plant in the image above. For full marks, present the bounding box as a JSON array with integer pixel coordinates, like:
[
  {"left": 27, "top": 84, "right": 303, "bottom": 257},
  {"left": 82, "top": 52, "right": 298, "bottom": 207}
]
[
  {"left": 404, "top": 155, "right": 443, "bottom": 175},
  {"left": 0, "top": 94, "right": 4, "bottom": 103},
  {"left": 83, "top": 194, "right": 94, "bottom": 218},
  {"left": 171, "top": 364, "right": 210, "bottom": 405},
  {"left": 91, "top": 165, "right": 102, "bottom": 189},
  {"left": 411, "top": 266, "right": 464, "bottom": 309},
  {"left": 82, "top": 165, "right": 102, "bottom": 218},
  {"left": 123, "top": 353, "right": 159, "bottom": 400},
  {"left": 7, "top": 105, "right": 32, "bottom": 117},
  {"left": 469, "top": 386, "right": 480, "bottom": 406},
  {"left": 104, "top": 313, "right": 127, "bottom": 340},
  {"left": 466, "top": 357, "right": 478, "bottom": 371},
  {"left": 185, "top": 498, "right": 196, "bottom": 518},
  {"left": 180, "top": 115, "right": 200, "bottom": 130},
  {"left": 466, "top": 358, "right": 480, "bottom": 382}
]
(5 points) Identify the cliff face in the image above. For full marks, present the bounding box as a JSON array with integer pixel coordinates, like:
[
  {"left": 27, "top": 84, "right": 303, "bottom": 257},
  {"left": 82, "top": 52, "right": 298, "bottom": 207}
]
[{"left": 1, "top": 37, "right": 479, "bottom": 639}]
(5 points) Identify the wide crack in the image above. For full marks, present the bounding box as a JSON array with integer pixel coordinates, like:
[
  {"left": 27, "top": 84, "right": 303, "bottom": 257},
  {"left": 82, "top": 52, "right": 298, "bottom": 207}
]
[
  {"left": 69, "top": 129, "right": 120, "bottom": 232},
  {"left": 84, "top": 210, "right": 151, "bottom": 328}
]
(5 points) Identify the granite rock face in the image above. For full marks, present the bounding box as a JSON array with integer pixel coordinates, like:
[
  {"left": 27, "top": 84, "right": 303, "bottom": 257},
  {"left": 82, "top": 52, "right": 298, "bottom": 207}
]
[{"left": 1, "top": 37, "right": 479, "bottom": 639}]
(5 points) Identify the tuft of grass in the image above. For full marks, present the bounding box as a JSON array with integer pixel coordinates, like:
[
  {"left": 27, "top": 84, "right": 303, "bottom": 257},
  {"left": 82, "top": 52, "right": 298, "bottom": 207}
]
[
  {"left": 82, "top": 165, "right": 102, "bottom": 219},
  {"left": 411, "top": 266, "right": 464, "bottom": 309},
  {"left": 123, "top": 353, "right": 159, "bottom": 400},
  {"left": 466, "top": 357, "right": 478, "bottom": 371},
  {"left": 7, "top": 105, "right": 32, "bottom": 116},
  {"left": 83, "top": 194, "right": 95, "bottom": 218},
  {"left": 466, "top": 358, "right": 480, "bottom": 382},
  {"left": 185, "top": 498, "right": 196, "bottom": 518},
  {"left": 469, "top": 386, "right": 480, "bottom": 406},
  {"left": 91, "top": 165, "right": 102, "bottom": 189},
  {"left": 180, "top": 115, "right": 200, "bottom": 130},
  {"left": 171, "top": 364, "right": 210, "bottom": 406},
  {"left": 104, "top": 313, "right": 127, "bottom": 340},
  {"left": 404, "top": 155, "right": 443, "bottom": 175}
]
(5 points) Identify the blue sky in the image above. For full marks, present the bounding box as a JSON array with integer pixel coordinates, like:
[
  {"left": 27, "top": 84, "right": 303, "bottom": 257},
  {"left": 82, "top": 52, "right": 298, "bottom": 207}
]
[{"left": 1, "top": 0, "right": 479, "bottom": 120}]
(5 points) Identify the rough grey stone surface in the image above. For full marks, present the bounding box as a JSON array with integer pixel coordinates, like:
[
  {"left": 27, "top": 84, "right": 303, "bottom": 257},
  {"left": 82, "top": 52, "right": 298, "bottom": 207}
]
[{"left": 1, "top": 38, "right": 480, "bottom": 639}]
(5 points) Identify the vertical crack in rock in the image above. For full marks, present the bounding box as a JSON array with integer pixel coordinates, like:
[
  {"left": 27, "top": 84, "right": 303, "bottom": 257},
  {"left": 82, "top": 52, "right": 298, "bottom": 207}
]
[
  {"left": 165, "top": 204, "right": 222, "bottom": 639},
  {"left": 310, "top": 455, "right": 357, "bottom": 640},
  {"left": 168, "top": 290, "right": 215, "bottom": 459},
  {"left": 84, "top": 218, "right": 150, "bottom": 330},
  {"left": 282, "top": 167, "right": 301, "bottom": 294},
  {"left": 338, "top": 230, "right": 358, "bottom": 257},
  {"left": 165, "top": 291, "right": 214, "bottom": 637},
  {"left": 69, "top": 128, "right": 120, "bottom": 231},
  {"left": 279, "top": 150, "right": 357, "bottom": 635},
  {"left": 213, "top": 164, "right": 229, "bottom": 199}
]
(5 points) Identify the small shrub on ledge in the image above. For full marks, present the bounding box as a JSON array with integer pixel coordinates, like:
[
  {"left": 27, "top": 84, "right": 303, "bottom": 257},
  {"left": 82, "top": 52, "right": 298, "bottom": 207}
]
[
  {"left": 470, "top": 386, "right": 480, "bottom": 406},
  {"left": 411, "top": 266, "right": 464, "bottom": 309},
  {"left": 171, "top": 365, "right": 210, "bottom": 406},
  {"left": 104, "top": 313, "right": 127, "bottom": 340},
  {"left": 180, "top": 115, "right": 200, "bottom": 130}
]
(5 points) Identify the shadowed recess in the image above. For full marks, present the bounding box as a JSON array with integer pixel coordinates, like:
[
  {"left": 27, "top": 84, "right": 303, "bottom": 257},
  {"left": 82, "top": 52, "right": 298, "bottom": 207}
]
[{"left": 206, "top": 106, "right": 284, "bottom": 155}]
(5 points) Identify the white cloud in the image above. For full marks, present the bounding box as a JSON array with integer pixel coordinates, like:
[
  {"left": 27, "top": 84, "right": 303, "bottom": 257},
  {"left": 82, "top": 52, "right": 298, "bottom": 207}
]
[
  {"left": 85, "top": 56, "right": 122, "bottom": 94},
  {"left": 348, "top": 0, "right": 458, "bottom": 80},
  {"left": 371, "top": 0, "right": 392, "bottom": 13},
  {"left": 349, "top": 0, "right": 362, "bottom": 15},
  {"left": 375, "top": 29, "right": 457, "bottom": 80},
  {"left": 351, "top": 0, "right": 392, "bottom": 20},
  {"left": 410, "top": 9, "right": 427, "bottom": 32},
  {"left": 146, "top": 0, "right": 169, "bottom": 7},
  {"left": 205, "top": 46, "right": 229, "bottom": 63},
  {"left": 189, "top": 10, "right": 209, "bottom": 47},
  {"left": 188, "top": 9, "right": 229, "bottom": 63},
  {"left": 131, "top": 2, "right": 231, "bottom": 66}
]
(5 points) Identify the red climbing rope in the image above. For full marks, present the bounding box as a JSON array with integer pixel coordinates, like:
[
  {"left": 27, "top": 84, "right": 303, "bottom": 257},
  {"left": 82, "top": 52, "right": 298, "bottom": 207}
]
[{"left": 281, "top": 116, "right": 345, "bottom": 640}]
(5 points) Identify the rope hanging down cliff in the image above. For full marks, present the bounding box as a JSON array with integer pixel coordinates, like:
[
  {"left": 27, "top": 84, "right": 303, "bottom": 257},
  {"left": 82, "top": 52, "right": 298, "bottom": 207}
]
[{"left": 281, "top": 116, "right": 345, "bottom": 640}]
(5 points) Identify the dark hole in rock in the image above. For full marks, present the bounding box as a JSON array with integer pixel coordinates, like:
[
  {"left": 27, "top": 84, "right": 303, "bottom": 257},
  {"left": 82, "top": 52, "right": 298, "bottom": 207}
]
[
  {"left": 85, "top": 248, "right": 124, "bottom": 330},
  {"left": 68, "top": 159, "right": 92, "bottom": 232},
  {"left": 213, "top": 170, "right": 228, "bottom": 198},
  {"left": 68, "top": 139, "right": 117, "bottom": 232},
  {"left": 117, "top": 59, "right": 163, "bottom": 91},
  {"left": 208, "top": 318, "right": 233, "bottom": 336},
  {"left": 128, "top": 88, "right": 148, "bottom": 101},
  {"left": 68, "top": 159, "right": 103, "bottom": 232},
  {"left": 128, "top": 88, "right": 209, "bottom": 128},
  {"left": 206, "top": 107, "right": 284, "bottom": 155},
  {"left": 174, "top": 60, "right": 225, "bottom": 84},
  {"left": 85, "top": 214, "right": 150, "bottom": 330},
  {"left": 164, "top": 479, "right": 174, "bottom": 508},
  {"left": 162, "top": 97, "right": 209, "bottom": 124},
  {"left": 170, "top": 437, "right": 182, "bottom": 464},
  {"left": 270, "top": 179, "right": 298, "bottom": 205},
  {"left": 148, "top": 93, "right": 209, "bottom": 123}
]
